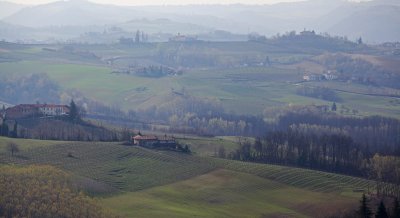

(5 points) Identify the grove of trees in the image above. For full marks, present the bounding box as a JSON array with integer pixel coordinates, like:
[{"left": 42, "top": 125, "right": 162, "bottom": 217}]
[
  {"left": 0, "top": 165, "right": 117, "bottom": 218},
  {"left": 231, "top": 106, "right": 400, "bottom": 198},
  {"left": 0, "top": 73, "right": 60, "bottom": 105}
]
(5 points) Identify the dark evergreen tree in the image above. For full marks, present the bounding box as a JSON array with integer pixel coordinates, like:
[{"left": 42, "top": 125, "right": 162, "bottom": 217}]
[
  {"left": 357, "top": 194, "right": 372, "bottom": 218},
  {"left": 331, "top": 102, "right": 337, "bottom": 111},
  {"left": 375, "top": 201, "right": 388, "bottom": 218},
  {"left": 1, "top": 123, "right": 9, "bottom": 136},
  {"left": 12, "top": 122, "right": 18, "bottom": 138},
  {"left": 69, "top": 100, "right": 80, "bottom": 122},
  {"left": 184, "top": 145, "right": 191, "bottom": 153},
  {"left": 358, "top": 37, "right": 363, "bottom": 45},
  {"left": 393, "top": 198, "right": 400, "bottom": 218}
]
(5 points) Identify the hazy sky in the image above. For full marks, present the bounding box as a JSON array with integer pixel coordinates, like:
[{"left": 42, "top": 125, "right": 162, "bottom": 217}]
[{"left": 3, "top": 0, "right": 367, "bottom": 6}]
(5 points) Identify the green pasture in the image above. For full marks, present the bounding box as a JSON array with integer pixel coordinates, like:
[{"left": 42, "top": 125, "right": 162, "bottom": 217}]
[
  {"left": 0, "top": 136, "right": 65, "bottom": 154},
  {"left": 101, "top": 169, "right": 360, "bottom": 218},
  {"left": 178, "top": 136, "right": 240, "bottom": 156}
]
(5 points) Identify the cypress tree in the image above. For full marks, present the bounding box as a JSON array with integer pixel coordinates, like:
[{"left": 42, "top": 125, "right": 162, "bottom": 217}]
[
  {"left": 69, "top": 100, "right": 79, "bottom": 122},
  {"left": 375, "top": 201, "right": 388, "bottom": 218},
  {"left": 357, "top": 194, "right": 372, "bottom": 218},
  {"left": 331, "top": 102, "right": 337, "bottom": 111},
  {"left": 393, "top": 198, "right": 400, "bottom": 218},
  {"left": 12, "top": 122, "right": 18, "bottom": 138}
]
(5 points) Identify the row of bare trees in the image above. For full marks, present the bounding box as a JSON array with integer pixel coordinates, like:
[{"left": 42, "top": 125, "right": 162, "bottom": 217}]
[{"left": 231, "top": 128, "right": 400, "bottom": 198}]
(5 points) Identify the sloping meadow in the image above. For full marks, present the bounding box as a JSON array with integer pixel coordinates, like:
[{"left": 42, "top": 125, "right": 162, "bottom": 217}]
[{"left": 0, "top": 141, "right": 373, "bottom": 195}]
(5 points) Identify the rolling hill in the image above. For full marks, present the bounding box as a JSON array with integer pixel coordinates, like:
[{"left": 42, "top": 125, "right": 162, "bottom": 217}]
[
  {"left": 1, "top": 0, "right": 400, "bottom": 42},
  {"left": 0, "top": 41, "right": 399, "bottom": 118},
  {"left": 0, "top": 137, "right": 371, "bottom": 217},
  {"left": 3, "top": 0, "right": 137, "bottom": 27},
  {"left": 329, "top": 5, "right": 400, "bottom": 43},
  {"left": 0, "top": 1, "right": 25, "bottom": 19}
]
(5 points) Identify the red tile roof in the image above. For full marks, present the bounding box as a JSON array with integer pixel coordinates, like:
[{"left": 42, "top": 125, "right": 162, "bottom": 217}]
[{"left": 133, "top": 135, "right": 158, "bottom": 140}]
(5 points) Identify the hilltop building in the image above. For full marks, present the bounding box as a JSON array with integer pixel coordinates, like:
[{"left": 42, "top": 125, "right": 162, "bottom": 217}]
[
  {"left": 169, "top": 33, "right": 199, "bottom": 42},
  {"left": 323, "top": 72, "right": 338, "bottom": 81},
  {"left": 132, "top": 133, "right": 176, "bottom": 149},
  {"left": 300, "top": 29, "right": 316, "bottom": 36},
  {"left": 4, "top": 104, "right": 70, "bottom": 120},
  {"left": 303, "top": 74, "right": 323, "bottom": 81},
  {"left": 303, "top": 72, "right": 338, "bottom": 81}
]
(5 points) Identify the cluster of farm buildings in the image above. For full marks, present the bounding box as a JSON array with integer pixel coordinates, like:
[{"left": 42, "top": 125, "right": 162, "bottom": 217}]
[
  {"left": 0, "top": 104, "right": 182, "bottom": 151},
  {"left": 132, "top": 133, "right": 177, "bottom": 149},
  {"left": 0, "top": 104, "right": 70, "bottom": 120},
  {"left": 169, "top": 33, "right": 199, "bottom": 42},
  {"left": 303, "top": 72, "right": 338, "bottom": 81}
]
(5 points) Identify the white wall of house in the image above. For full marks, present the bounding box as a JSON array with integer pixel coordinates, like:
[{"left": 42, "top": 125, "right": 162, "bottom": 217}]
[{"left": 39, "top": 106, "right": 68, "bottom": 116}]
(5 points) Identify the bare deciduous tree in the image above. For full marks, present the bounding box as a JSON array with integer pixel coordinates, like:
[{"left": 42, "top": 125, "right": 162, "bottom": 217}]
[{"left": 7, "top": 142, "right": 19, "bottom": 156}]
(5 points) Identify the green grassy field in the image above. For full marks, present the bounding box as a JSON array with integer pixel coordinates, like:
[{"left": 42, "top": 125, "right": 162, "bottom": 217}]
[
  {"left": 1, "top": 43, "right": 399, "bottom": 118},
  {"left": 0, "top": 137, "right": 373, "bottom": 217},
  {"left": 0, "top": 136, "right": 66, "bottom": 153},
  {"left": 178, "top": 136, "right": 241, "bottom": 156},
  {"left": 101, "top": 169, "right": 359, "bottom": 218}
]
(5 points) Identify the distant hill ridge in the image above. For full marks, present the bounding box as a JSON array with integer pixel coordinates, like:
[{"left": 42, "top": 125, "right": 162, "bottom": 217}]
[{"left": 0, "top": 0, "right": 399, "bottom": 42}]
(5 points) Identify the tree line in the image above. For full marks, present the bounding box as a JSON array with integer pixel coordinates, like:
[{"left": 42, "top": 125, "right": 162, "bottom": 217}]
[
  {"left": 230, "top": 106, "right": 400, "bottom": 198},
  {"left": 0, "top": 73, "right": 60, "bottom": 105},
  {"left": 231, "top": 128, "right": 365, "bottom": 174},
  {"left": 272, "top": 106, "right": 400, "bottom": 155},
  {"left": 87, "top": 92, "right": 271, "bottom": 138},
  {"left": 1, "top": 100, "right": 132, "bottom": 142},
  {"left": 344, "top": 194, "right": 400, "bottom": 218}
]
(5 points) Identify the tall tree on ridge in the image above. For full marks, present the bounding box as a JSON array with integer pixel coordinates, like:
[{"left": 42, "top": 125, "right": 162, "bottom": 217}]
[
  {"left": 69, "top": 100, "right": 80, "bottom": 122},
  {"left": 357, "top": 194, "right": 372, "bottom": 218}
]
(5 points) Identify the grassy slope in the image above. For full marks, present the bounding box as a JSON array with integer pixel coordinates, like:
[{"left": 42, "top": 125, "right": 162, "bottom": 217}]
[
  {"left": 0, "top": 137, "right": 372, "bottom": 217},
  {"left": 0, "top": 136, "right": 65, "bottom": 153},
  {"left": 0, "top": 141, "right": 216, "bottom": 193},
  {"left": 178, "top": 136, "right": 241, "bottom": 156},
  {"left": 0, "top": 138, "right": 373, "bottom": 195},
  {"left": 102, "top": 169, "right": 359, "bottom": 218}
]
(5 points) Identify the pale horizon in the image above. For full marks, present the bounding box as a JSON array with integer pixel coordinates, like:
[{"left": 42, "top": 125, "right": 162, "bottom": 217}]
[{"left": 2, "top": 0, "right": 370, "bottom": 6}]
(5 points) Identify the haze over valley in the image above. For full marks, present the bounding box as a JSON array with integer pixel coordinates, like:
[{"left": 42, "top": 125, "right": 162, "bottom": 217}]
[
  {"left": 0, "top": 0, "right": 400, "bottom": 42},
  {"left": 0, "top": 0, "right": 400, "bottom": 217}
]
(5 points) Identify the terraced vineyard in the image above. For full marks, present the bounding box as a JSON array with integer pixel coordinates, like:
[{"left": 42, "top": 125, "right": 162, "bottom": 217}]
[
  {"left": 0, "top": 142, "right": 217, "bottom": 194},
  {"left": 0, "top": 141, "right": 373, "bottom": 196},
  {"left": 0, "top": 139, "right": 376, "bottom": 217},
  {"left": 211, "top": 158, "right": 373, "bottom": 193}
]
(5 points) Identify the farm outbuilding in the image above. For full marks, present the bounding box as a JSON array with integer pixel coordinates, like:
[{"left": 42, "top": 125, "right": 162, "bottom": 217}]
[{"left": 132, "top": 134, "right": 176, "bottom": 149}]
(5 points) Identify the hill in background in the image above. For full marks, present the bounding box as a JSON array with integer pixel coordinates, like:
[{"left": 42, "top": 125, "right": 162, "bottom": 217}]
[{"left": 0, "top": 0, "right": 399, "bottom": 43}]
